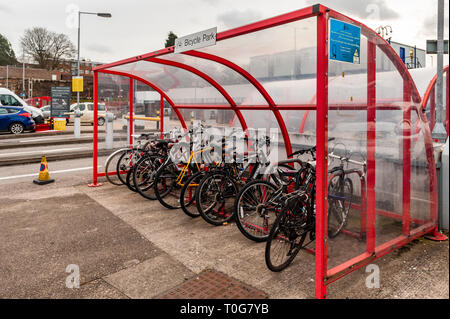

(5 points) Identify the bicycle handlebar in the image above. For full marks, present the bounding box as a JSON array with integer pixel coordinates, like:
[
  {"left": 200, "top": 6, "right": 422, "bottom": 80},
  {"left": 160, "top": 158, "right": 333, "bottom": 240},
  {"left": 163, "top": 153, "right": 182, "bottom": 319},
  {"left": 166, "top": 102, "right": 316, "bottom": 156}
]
[{"left": 328, "top": 153, "right": 366, "bottom": 167}]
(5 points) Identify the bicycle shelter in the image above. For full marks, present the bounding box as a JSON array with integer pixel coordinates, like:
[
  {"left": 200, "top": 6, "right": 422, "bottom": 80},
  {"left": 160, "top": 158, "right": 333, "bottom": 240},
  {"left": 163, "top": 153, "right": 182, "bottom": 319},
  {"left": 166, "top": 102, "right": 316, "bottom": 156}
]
[{"left": 91, "top": 4, "right": 439, "bottom": 299}]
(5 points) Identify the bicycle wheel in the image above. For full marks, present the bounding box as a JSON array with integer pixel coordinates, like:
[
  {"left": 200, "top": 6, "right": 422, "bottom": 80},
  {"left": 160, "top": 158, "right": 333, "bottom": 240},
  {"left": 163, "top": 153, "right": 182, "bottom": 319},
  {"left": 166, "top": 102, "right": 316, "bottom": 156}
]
[
  {"left": 116, "top": 148, "right": 139, "bottom": 186},
  {"left": 196, "top": 171, "right": 238, "bottom": 226},
  {"left": 133, "top": 154, "right": 165, "bottom": 200},
  {"left": 180, "top": 171, "right": 205, "bottom": 218},
  {"left": 154, "top": 162, "right": 188, "bottom": 209},
  {"left": 234, "top": 180, "right": 279, "bottom": 242},
  {"left": 126, "top": 167, "right": 138, "bottom": 192},
  {"left": 328, "top": 177, "right": 353, "bottom": 238},
  {"left": 104, "top": 148, "right": 128, "bottom": 186},
  {"left": 265, "top": 204, "right": 307, "bottom": 272}
]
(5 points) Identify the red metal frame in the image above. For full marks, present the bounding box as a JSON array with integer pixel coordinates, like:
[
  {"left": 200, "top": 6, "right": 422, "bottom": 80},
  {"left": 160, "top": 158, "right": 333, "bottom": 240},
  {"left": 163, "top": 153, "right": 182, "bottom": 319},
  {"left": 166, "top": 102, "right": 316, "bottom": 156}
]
[
  {"left": 91, "top": 4, "right": 439, "bottom": 299},
  {"left": 315, "top": 7, "right": 329, "bottom": 299}
]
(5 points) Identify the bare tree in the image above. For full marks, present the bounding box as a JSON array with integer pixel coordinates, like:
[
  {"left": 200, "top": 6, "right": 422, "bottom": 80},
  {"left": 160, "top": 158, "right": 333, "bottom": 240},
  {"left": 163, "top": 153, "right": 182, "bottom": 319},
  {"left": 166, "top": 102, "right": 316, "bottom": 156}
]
[{"left": 20, "top": 27, "right": 75, "bottom": 70}]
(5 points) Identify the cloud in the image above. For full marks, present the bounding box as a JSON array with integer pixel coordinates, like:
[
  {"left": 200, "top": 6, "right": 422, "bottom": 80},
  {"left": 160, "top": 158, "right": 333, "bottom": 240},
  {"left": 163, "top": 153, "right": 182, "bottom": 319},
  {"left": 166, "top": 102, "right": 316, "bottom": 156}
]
[
  {"left": 0, "top": 4, "right": 12, "bottom": 13},
  {"left": 305, "top": 0, "right": 399, "bottom": 20},
  {"left": 217, "top": 9, "right": 262, "bottom": 29},
  {"left": 86, "top": 43, "right": 113, "bottom": 55},
  {"left": 419, "top": 5, "right": 449, "bottom": 38}
]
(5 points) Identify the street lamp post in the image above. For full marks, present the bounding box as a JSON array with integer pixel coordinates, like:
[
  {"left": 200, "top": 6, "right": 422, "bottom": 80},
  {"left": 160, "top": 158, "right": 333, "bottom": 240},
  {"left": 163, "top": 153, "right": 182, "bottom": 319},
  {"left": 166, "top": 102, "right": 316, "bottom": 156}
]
[
  {"left": 77, "top": 11, "right": 111, "bottom": 108},
  {"left": 432, "top": 0, "right": 446, "bottom": 142}
]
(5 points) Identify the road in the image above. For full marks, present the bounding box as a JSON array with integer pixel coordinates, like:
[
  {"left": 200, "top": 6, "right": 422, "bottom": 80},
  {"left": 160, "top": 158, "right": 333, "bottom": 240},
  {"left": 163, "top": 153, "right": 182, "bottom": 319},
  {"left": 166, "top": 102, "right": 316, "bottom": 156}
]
[
  {"left": 0, "top": 156, "right": 104, "bottom": 185},
  {"left": 0, "top": 128, "right": 116, "bottom": 185}
]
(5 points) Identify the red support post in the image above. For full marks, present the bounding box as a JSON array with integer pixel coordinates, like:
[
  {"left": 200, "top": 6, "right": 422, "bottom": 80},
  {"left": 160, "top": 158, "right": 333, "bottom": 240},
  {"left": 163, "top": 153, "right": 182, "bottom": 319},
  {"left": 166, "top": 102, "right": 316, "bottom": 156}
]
[
  {"left": 366, "top": 36, "right": 377, "bottom": 253},
  {"left": 129, "top": 78, "right": 134, "bottom": 146},
  {"left": 160, "top": 95, "right": 164, "bottom": 139},
  {"left": 402, "top": 80, "right": 412, "bottom": 236},
  {"left": 446, "top": 68, "right": 449, "bottom": 134},
  {"left": 430, "top": 87, "right": 436, "bottom": 131},
  {"left": 89, "top": 71, "right": 101, "bottom": 187},
  {"left": 315, "top": 8, "right": 328, "bottom": 299}
]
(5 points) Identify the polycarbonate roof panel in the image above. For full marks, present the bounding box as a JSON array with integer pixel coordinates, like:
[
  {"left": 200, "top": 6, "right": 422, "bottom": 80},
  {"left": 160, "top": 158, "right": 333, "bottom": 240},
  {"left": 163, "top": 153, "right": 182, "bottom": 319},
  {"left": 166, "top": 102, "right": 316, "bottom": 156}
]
[
  {"left": 109, "top": 60, "right": 229, "bottom": 105},
  {"left": 161, "top": 53, "right": 268, "bottom": 105},
  {"left": 196, "top": 17, "right": 317, "bottom": 105}
]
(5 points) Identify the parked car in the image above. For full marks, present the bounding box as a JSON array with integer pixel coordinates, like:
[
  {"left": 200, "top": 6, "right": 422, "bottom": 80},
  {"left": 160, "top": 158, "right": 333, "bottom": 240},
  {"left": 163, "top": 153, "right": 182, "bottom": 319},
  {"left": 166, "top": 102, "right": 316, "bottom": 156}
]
[
  {"left": 66, "top": 102, "right": 107, "bottom": 126},
  {"left": 0, "top": 106, "right": 35, "bottom": 134},
  {"left": 0, "top": 88, "right": 45, "bottom": 124},
  {"left": 41, "top": 105, "right": 51, "bottom": 119}
]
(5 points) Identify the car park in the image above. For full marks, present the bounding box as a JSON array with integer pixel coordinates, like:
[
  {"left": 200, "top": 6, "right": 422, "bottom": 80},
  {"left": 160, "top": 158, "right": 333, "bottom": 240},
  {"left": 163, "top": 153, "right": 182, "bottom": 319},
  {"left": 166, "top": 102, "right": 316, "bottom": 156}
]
[
  {"left": 0, "top": 106, "right": 35, "bottom": 134},
  {"left": 40, "top": 105, "right": 51, "bottom": 119},
  {"left": 66, "top": 102, "right": 107, "bottom": 125},
  {"left": 0, "top": 88, "right": 45, "bottom": 125}
]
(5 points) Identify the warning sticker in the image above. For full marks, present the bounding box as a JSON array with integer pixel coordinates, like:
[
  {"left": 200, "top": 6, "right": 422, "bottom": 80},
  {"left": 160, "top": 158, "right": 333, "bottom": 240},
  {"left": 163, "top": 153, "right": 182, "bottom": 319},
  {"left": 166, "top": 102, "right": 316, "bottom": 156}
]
[{"left": 329, "top": 18, "right": 361, "bottom": 64}]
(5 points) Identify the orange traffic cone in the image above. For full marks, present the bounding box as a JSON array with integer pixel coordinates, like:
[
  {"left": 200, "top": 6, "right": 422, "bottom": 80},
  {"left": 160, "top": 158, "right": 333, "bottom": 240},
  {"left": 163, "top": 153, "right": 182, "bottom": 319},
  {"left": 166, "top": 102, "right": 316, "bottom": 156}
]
[{"left": 33, "top": 155, "right": 55, "bottom": 185}]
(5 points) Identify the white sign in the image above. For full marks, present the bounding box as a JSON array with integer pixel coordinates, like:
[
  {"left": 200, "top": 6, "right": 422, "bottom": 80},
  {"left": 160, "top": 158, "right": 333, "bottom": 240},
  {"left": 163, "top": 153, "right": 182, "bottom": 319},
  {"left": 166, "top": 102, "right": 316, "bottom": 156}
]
[{"left": 174, "top": 27, "right": 217, "bottom": 53}]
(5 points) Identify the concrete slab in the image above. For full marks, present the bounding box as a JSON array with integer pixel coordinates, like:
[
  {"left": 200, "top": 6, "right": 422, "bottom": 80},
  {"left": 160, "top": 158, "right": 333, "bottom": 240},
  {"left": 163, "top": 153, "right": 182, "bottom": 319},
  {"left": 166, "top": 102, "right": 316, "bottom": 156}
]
[
  {"left": 104, "top": 254, "right": 195, "bottom": 299},
  {"left": 83, "top": 182, "right": 449, "bottom": 299},
  {"left": 53, "top": 278, "right": 129, "bottom": 299},
  {"left": 0, "top": 192, "right": 161, "bottom": 298}
]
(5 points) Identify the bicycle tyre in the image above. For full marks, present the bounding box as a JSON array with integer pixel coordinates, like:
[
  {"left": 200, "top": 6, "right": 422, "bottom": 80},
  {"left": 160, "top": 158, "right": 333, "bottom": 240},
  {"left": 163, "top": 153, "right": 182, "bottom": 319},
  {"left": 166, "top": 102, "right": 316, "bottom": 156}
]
[
  {"left": 195, "top": 171, "right": 238, "bottom": 226},
  {"left": 180, "top": 171, "right": 205, "bottom": 218},
  {"left": 133, "top": 154, "right": 165, "bottom": 200},
  {"left": 234, "top": 179, "right": 279, "bottom": 242},
  {"left": 265, "top": 209, "right": 306, "bottom": 272},
  {"left": 104, "top": 148, "right": 128, "bottom": 186}
]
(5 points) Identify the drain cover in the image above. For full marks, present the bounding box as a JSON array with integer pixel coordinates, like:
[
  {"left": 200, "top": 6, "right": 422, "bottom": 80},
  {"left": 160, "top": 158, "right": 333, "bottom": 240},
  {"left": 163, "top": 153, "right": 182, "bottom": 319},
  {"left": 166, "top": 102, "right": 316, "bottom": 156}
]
[{"left": 156, "top": 269, "right": 268, "bottom": 299}]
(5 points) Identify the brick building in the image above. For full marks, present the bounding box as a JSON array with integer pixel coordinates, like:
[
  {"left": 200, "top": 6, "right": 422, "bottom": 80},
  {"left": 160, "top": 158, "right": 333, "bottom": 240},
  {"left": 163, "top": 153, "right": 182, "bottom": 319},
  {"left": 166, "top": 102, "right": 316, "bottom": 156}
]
[{"left": 0, "top": 58, "right": 102, "bottom": 100}]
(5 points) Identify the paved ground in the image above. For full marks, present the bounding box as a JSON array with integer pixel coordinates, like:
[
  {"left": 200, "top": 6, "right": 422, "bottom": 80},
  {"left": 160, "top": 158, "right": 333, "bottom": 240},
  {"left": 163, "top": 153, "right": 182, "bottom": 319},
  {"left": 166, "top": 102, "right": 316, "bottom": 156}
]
[{"left": 0, "top": 170, "right": 447, "bottom": 299}]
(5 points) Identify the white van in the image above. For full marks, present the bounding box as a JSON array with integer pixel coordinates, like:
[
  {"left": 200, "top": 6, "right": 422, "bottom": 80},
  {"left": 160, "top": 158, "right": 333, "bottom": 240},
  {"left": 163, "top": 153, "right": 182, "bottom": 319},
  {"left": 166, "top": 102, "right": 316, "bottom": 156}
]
[{"left": 0, "top": 88, "right": 45, "bottom": 124}]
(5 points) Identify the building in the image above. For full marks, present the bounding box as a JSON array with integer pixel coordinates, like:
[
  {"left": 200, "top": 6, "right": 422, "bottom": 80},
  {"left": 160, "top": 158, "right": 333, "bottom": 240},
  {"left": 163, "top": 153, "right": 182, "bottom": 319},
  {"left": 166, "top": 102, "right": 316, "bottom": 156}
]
[
  {"left": 0, "top": 58, "right": 103, "bottom": 100},
  {"left": 389, "top": 41, "right": 426, "bottom": 69}
]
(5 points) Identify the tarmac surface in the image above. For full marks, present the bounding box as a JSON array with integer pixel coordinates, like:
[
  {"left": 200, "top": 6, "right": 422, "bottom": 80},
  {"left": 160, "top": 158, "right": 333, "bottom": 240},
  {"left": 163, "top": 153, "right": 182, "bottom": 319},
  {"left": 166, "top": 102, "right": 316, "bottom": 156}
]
[{"left": 0, "top": 170, "right": 448, "bottom": 299}]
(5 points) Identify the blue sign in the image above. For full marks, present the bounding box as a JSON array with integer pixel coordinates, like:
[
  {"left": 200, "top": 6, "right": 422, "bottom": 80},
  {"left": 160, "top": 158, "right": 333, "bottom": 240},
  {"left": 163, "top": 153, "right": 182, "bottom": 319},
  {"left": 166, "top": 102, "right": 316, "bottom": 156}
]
[{"left": 329, "top": 18, "right": 361, "bottom": 64}]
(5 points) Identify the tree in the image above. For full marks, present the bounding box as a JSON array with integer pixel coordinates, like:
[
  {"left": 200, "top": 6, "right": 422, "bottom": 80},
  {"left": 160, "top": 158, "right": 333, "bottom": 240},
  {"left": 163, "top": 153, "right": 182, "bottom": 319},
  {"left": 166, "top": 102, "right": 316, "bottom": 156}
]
[
  {"left": 0, "top": 33, "right": 17, "bottom": 66},
  {"left": 20, "top": 27, "right": 76, "bottom": 70},
  {"left": 165, "top": 31, "right": 178, "bottom": 48}
]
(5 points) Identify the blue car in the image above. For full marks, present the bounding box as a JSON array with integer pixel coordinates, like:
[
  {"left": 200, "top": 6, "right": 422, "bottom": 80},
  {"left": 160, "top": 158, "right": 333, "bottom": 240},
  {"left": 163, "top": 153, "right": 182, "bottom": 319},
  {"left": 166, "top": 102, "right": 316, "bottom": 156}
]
[{"left": 0, "top": 106, "right": 36, "bottom": 134}]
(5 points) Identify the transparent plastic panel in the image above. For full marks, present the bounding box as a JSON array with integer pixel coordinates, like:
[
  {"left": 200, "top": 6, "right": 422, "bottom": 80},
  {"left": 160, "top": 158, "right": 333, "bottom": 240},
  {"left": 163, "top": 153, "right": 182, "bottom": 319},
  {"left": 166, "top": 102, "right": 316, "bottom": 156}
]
[
  {"left": 97, "top": 72, "right": 132, "bottom": 182},
  {"left": 375, "top": 45, "right": 404, "bottom": 103},
  {"left": 179, "top": 109, "right": 235, "bottom": 130},
  {"left": 99, "top": 72, "right": 131, "bottom": 150},
  {"left": 326, "top": 34, "right": 369, "bottom": 269},
  {"left": 109, "top": 60, "right": 229, "bottom": 106},
  {"left": 162, "top": 53, "right": 267, "bottom": 105},
  {"left": 423, "top": 71, "right": 449, "bottom": 133},
  {"left": 197, "top": 18, "right": 317, "bottom": 105},
  {"left": 237, "top": 110, "right": 286, "bottom": 161},
  {"left": 410, "top": 108, "right": 432, "bottom": 229},
  {"left": 374, "top": 46, "right": 406, "bottom": 247},
  {"left": 133, "top": 80, "right": 159, "bottom": 133}
]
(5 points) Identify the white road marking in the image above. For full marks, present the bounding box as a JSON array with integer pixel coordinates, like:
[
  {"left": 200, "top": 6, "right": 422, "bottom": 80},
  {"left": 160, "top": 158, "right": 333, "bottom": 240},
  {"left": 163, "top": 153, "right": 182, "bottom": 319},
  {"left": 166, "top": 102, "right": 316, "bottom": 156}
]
[
  {"left": 0, "top": 166, "right": 101, "bottom": 181},
  {"left": 18, "top": 135, "right": 90, "bottom": 143},
  {"left": 1, "top": 147, "right": 90, "bottom": 157}
]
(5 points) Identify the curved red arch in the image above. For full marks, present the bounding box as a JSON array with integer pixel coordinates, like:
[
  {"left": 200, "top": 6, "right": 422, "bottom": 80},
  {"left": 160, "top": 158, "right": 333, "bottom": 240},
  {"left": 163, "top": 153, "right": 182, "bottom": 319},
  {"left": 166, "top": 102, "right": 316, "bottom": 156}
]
[
  {"left": 98, "top": 69, "right": 187, "bottom": 129},
  {"left": 146, "top": 57, "right": 248, "bottom": 133}
]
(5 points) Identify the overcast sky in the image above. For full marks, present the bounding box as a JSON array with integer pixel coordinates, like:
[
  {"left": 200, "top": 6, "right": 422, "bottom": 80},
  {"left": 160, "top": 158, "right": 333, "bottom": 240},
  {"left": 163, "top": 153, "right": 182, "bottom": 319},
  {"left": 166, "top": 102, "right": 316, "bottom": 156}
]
[{"left": 0, "top": 0, "right": 448, "bottom": 65}]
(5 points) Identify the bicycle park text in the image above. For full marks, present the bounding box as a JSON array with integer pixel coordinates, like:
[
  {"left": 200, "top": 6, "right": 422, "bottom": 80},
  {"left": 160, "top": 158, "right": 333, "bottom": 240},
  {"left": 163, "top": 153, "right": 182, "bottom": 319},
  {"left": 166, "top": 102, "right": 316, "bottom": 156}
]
[{"left": 180, "top": 303, "right": 269, "bottom": 316}]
